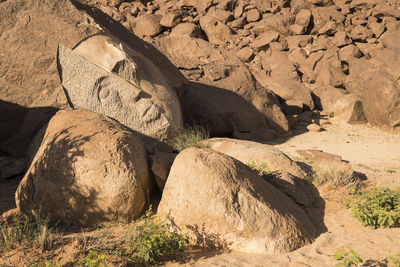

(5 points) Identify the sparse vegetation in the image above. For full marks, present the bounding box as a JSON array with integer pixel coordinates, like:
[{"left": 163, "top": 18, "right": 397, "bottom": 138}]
[
  {"left": 125, "top": 206, "right": 187, "bottom": 265},
  {"left": 388, "top": 251, "right": 400, "bottom": 267},
  {"left": 311, "top": 165, "right": 361, "bottom": 190},
  {"left": 81, "top": 249, "right": 108, "bottom": 267},
  {"left": 0, "top": 215, "right": 60, "bottom": 253},
  {"left": 334, "top": 247, "right": 363, "bottom": 267},
  {"left": 345, "top": 187, "right": 400, "bottom": 229},
  {"left": 170, "top": 126, "right": 209, "bottom": 152},
  {"left": 30, "top": 262, "right": 62, "bottom": 267},
  {"left": 247, "top": 160, "right": 276, "bottom": 182}
]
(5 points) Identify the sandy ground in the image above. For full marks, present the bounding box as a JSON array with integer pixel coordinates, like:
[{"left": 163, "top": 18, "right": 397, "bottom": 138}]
[{"left": 166, "top": 121, "right": 400, "bottom": 267}]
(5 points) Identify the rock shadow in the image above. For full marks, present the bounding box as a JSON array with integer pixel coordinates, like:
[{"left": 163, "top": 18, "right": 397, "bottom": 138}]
[
  {"left": 18, "top": 125, "right": 112, "bottom": 227},
  {"left": 180, "top": 82, "right": 288, "bottom": 140}
]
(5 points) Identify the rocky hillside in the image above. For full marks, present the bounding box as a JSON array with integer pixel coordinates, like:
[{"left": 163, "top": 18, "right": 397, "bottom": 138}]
[{"left": 0, "top": 0, "right": 400, "bottom": 266}]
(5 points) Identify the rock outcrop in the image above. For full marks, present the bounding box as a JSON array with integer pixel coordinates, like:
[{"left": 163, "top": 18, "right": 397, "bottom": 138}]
[
  {"left": 16, "top": 110, "right": 152, "bottom": 226},
  {"left": 0, "top": 0, "right": 186, "bottom": 156},
  {"left": 158, "top": 148, "right": 316, "bottom": 254},
  {"left": 58, "top": 34, "right": 183, "bottom": 141}
]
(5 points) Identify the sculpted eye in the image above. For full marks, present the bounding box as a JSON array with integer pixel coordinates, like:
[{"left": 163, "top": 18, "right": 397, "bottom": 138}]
[{"left": 94, "top": 76, "right": 112, "bottom": 102}]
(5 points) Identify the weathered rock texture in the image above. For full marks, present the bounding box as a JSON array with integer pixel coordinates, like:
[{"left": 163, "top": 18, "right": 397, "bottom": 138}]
[
  {"left": 0, "top": 0, "right": 186, "bottom": 156},
  {"left": 158, "top": 148, "right": 316, "bottom": 254},
  {"left": 202, "top": 138, "right": 305, "bottom": 177},
  {"left": 58, "top": 34, "right": 183, "bottom": 141},
  {"left": 16, "top": 110, "right": 152, "bottom": 226},
  {"left": 346, "top": 44, "right": 400, "bottom": 133},
  {"left": 155, "top": 35, "right": 290, "bottom": 138},
  {"left": 202, "top": 138, "right": 314, "bottom": 206}
]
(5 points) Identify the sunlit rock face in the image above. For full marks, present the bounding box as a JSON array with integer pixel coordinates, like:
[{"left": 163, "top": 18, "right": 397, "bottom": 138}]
[{"left": 58, "top": 33, "right": 183, "bottom": 142}]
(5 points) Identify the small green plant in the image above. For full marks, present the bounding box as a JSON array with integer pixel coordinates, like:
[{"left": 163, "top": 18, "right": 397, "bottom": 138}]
[
  {"left": 247, "top": 160, "right": 276, "bottom": 182},
  {"left": 334, "top": 247, "right": 363, "bottom": 267},
  {"left": 170, "top": 126, "right": 209, "bottom": 152},
  {"left": 345, "top": 187, "right": 400, "bottom": 229},
  {"left": 81, "top": 249, "right": 108, "bottom": 267},
  {"left": 388, "top": 251, "right": 400, "bottom": 267},
  {"left": 30, "top": 262, "right": 62, "bottom": 267},
  {"left": 0, "top": 215, "right": 60, "bottom": 253},
  {"left": 126, "top": 206, "right": 187, "bottom": 265}
]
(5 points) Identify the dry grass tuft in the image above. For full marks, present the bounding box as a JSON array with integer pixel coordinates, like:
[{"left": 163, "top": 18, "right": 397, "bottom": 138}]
[
  {"left": 170, "top": 126, "right": 209, "bottom": 152},
  {"left": 0, "top": 215, "right": 61, "bottom": 253},
  {"left": 312, "top": 164, "right": 361, "bottom": 190}
]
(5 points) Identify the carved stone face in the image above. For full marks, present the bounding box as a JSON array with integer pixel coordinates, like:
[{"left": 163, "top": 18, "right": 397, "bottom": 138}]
[{"left": 58, "top": 34, "right": 182, "bottom": 141}]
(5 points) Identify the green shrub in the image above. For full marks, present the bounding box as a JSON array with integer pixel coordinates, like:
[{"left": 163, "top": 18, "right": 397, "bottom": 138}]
[
  {"left": 81, "top": 249, "right": 108, "bottom": 267},
  {"left": 247, "top": 160, "right": 276, "bottom": 182},
  {"left": 0, "top": 215, "right": 60, "bottom": 253},
  {"left": 170, "top": 126, "right": 209, "bottom": 152},
  {"left": 30, "top": 262, "right": 62, "bottom": 267},
  {"left": 126, "top": 206, "right": 187, "bottom": 265},
  {"left": 334, "top": 247, "right": 363, "bottom": 267},
  {"left": 345, "top": 187, "right": 400, "bottom": 228},
  {"left": 389, "top": 251, "right": 400, "bottom": 267}
]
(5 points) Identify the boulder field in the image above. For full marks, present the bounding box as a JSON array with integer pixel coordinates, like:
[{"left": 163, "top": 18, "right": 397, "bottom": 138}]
[{"left": 1, "top": 0, "right": 400, "bottom": 260}]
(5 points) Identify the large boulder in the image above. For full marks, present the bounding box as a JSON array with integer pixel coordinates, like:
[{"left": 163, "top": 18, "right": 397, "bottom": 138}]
[
  {"left": 158, "top": 148, "right": 316, "bottom": 254},
  {"left": 58, "top": 34, "right": 183, "bottom": 141},
  {"left": 310, "top": 86, "right": 367, "bottom": 123},
  {"left": 154, "top": 35, "right": 290, "bottom": 136},
  {"left": 181, "top": 82, "right": 279, "bottom": 139},
  {"left": 0, "top": 0, "right": 186, "bottom": 156},
  {"left": 16, "top": 110, "right": 152, "bottom": 226},
  {"left": 202, "top": 138, "right": 305, "bottom": 178},
  {"left": 345, "top": 48, "right": 400, "bottom": 133},
  {"left": 202, "top": 138, "right": 314, "bottom": 206}
]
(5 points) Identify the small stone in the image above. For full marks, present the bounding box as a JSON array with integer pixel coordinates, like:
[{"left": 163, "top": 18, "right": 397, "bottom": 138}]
[
  {"left": 237, "top": 46, "right": 254, "bottom": 62},
  {"left": 290, "top": 24, "right": 306, "bottom": 35},
  {"left": 295, "top": 9, "right": 311, "bottom": 28},
  {"left": 171, "top": 23, "right": 203, "bottom": 38},
  {"left": 246, "top": 8, "right": 261, "bottom": 22},
  {"left": 331, "top": 31, "right": 352, "bottom": 47},
  {"left": 251, "top": 31, "right": 280, "bottom": 50},
  {"left": 160, "top": 11, "right": 183, "bottom": 28},
  {"left": 306, "top": 123, "right": 323, "bottom": 132}
]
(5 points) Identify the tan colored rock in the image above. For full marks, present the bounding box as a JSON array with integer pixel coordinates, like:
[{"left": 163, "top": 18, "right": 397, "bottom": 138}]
[
  {"left": 16, "top": 110, "right": 152, "bottom": 226},
  {"left": 350, "top": 25, "right": 373, "bottom": 41},
  {"left": 338, "top": 44, "right": 363, "bottom": 62},
  {"left": 171, "top": 23, "right": 203, "bottom": 38},
  {"left": 199, "top": 15, "right": 235, "bottom": 44},
  {"left": 290, "top": 24, "right": 306, "bottom": 35},
  {"left": 311, "top": 86, "right": 367, "bottom": 124},
  {"left": 295, "top": 9, "right": 312, "bottom": 28},
  {"left": 246, "top": 8, "right": 261, "bottom": 22},
  {"left": 331, "top": 31, "right": 352, "bottom": 47},
  {"left": 155, "top": 35, "right": 290, "bottom": 136},
  {"left": 207, "top": 7, "right": 234, "bottom": 24},
  {"left": 58, "top": 34, "right": 183, "bottom": 142},
  {"left": 372, "top": 3, "right": 400, "bottom": 19},
  {"left": 202, "top": 138, "right": 306, "bottom": 178},
  {"left": 160, "top": 11, "right": 183, "bottom": 28},
  {"left": 131, "top": 14, "right": 163, "bottom": 37},
  {"left": 346, "top": 48, "right": 400, "bottom": 133},
  {"left": 307, "top": 123, "right": 323, "bottom": 132},
  {"left": 158, "top": 148, "right": 316, "bottom": 253},
  {"left": 259, "top": 51, "right": 315, "bottom": 109},
  {"left": 0, "top": 0, "right": 187, "bottom": 157},
  {"left": 236, "top": 47, "right": 254, "bottom": 62},
  {"left": 368, "top": 21, "right": 385, "bottom": 38},
  {"left": 251, "top": 31, "right": 280, "bottom": 50}
]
